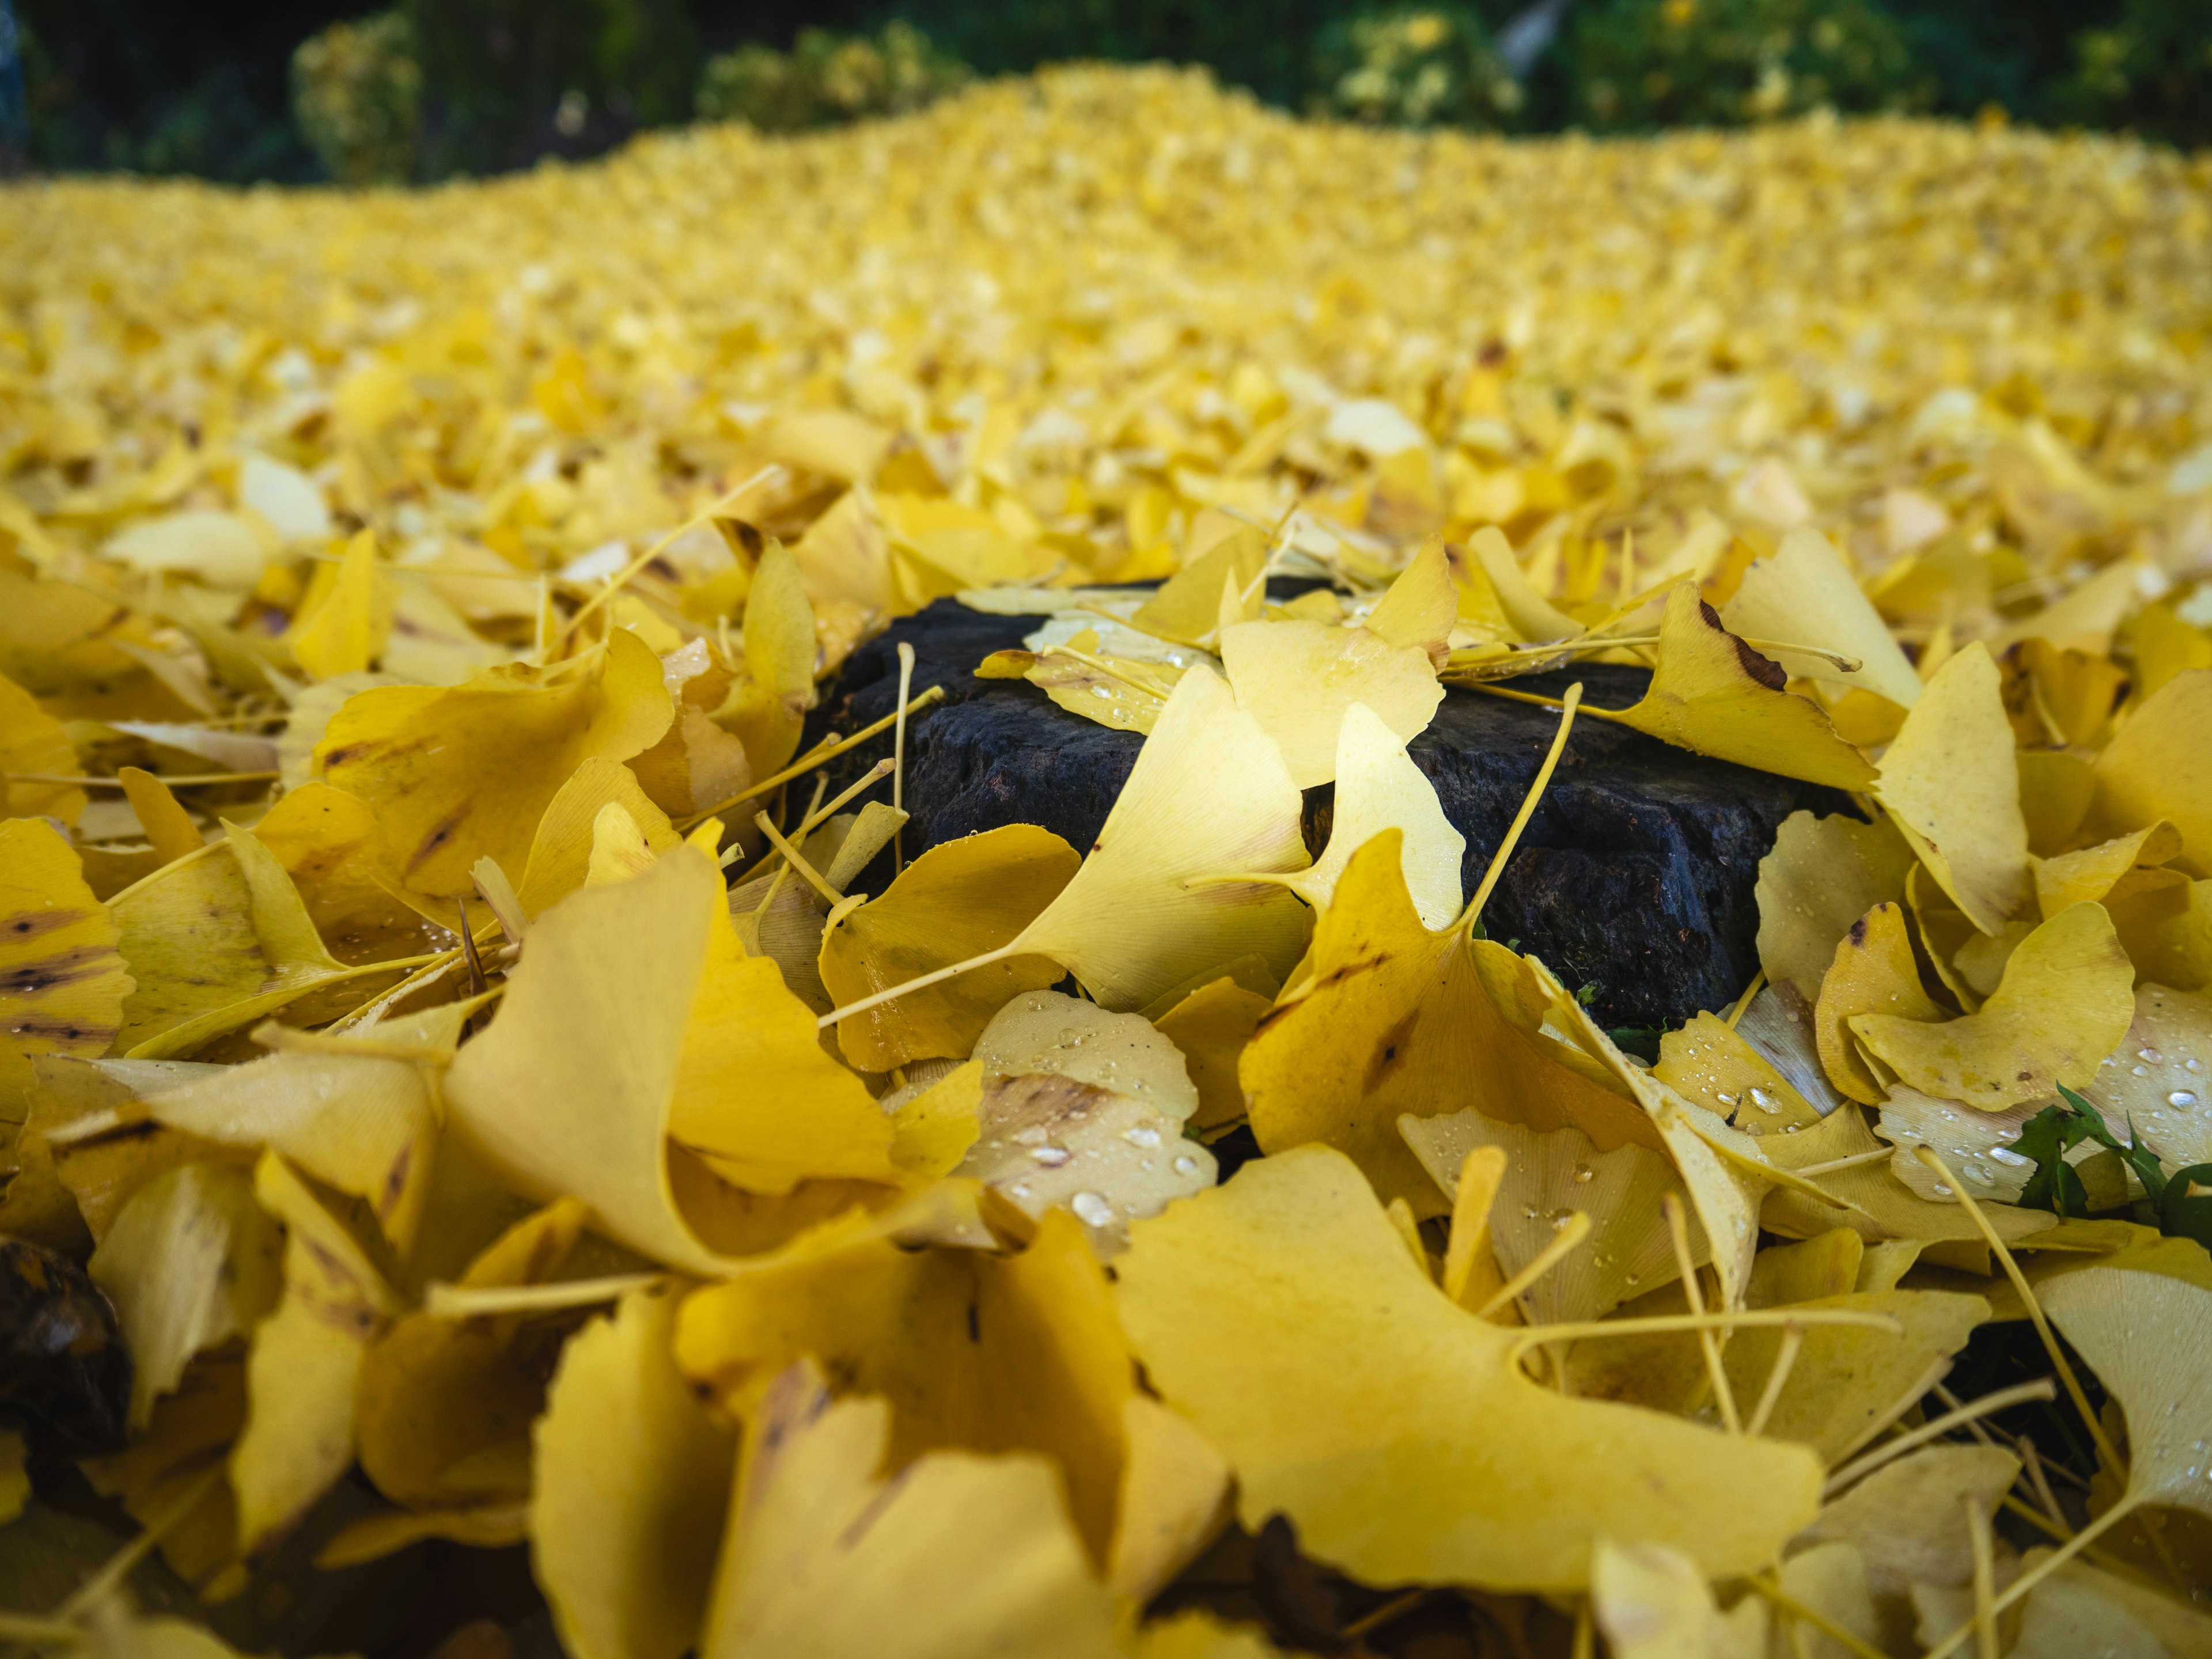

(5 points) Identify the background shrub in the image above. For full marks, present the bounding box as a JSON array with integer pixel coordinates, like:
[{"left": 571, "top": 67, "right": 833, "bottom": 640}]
[
  {"left": 1312, "top": 5, "right": 1524, "bottom": 128},
  {"left": 696, "top": 21, "right": 969, "bottom": 131},
  {"left": 290, "top": 9, "right": 421, "bottom": 185},
  {"left": 1572, "top": 0, "right": 1935, "bottom": 130},
  {"left": 2056, "top": 0, "right": 2212, "bottom": 149}
]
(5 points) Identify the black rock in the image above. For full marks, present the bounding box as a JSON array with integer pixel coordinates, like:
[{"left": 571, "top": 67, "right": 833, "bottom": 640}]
[
  {"left": 1, "top": 1236, "right": 132, "bottom": 1455},
  {"left": 804, "top": 597, "right": 1849, "bottom": 1030}
]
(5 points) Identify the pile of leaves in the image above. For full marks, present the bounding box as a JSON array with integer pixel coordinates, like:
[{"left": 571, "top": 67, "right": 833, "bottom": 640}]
[{"left": 3, "top": 63, "right": 2212, "bottom": 1658}]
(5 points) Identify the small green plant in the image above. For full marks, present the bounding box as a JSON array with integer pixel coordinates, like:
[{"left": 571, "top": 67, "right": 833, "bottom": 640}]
[
  {"left": 697, "top": 22, "right": 972, "bottom": 133},
  {"left": 2014, "top": 1084, "right": 2212, "bottom": 1250},
  {"left": 2056, "top": 0, "right": 2212, "bottom": 150},
  {"left": 291, "top": 11, "right": 425, "bottom": 186},
  {"left": 1573, "top": 0, "right": 1934, "bottom": 130},
  {"left": 1312, "top": 5, "right": 1523, "bottom": 129}
]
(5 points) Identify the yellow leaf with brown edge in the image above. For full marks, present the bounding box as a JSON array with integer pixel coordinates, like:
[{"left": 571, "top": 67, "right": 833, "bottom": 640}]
[
  {"left": 1114, "top": 1143, "right": 1823, "bottom": 1592},
  {"left": 1218, "top": 618, "right": 1442, "bottom": 789},
  {"left": 0, "top": 819, "right": 132, "bottom": 1078},
  {"left": 1719, "top": 527, "right": 1923, "bottom": 709},
  {"left": 1607, "top": 584, "right": 1876, "bottom": 791},
  {"left": 1874, "top": 643, "right": 2032, "bottom": 934},
  {"left": 696, "top": 1359, "right": 1120, "bottom": 1659},
  {"left": 713, "top": 539, "right": 816, "bottom": 780},
  {"left": 820, "top": 824, "right": 1080, "bottom": 1071},
  {"left": 233, "top": 1150, "right": 400, "bottom": 1557},
  {"left": 1853, "top": 900, "right": 2135, "bottom": 1111},
  {"left": 356, "top": 1197, "right": 589, "bottom": 1512},
  {"left": 2093, "top": 668, "right": 2212, "bottom": 875},
  {"left": 316, "top": 624, "right": 671, "bottom": 898},
  {"left": 0, "top": 673, "right": 85, "bottom": 824},
  {"left": 445, "top": 846, "right": 893, "bottom": 1275},
  {"left": 534, "top": 1285, "right": 736, "bottom": 1659},
  {"left": 1813, "top": 902, "right": 1949, "bottom": 1106},
  {"left": 1006, "top": 664, "right": 1311, "bottom": 1011},
  {"left": 676, "top": 1206, "right": 1135, "bottom": 1569}
]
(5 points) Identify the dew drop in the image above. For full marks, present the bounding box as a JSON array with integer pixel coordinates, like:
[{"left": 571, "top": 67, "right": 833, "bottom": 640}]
[
  {"left": 1033, "top": 1146, "right": 1071, "bottom": 1168},
  {"left": 2140, "top": 1047, "right": 2165, "bottom": 1064},
  {"left": 1988, "top": 1146, "right": 2031, "bottom": 1168},
  {"left": 1716, "top": 1091, "right": 1738, "bottom": 1108},
  {"left": 1173, "top": 1154, "right": 1198, "bottom": 1176},
  {"left": 2188, "top": 1058, "right": 2206, "bottom": 1074},
  {"left": 1572, "top": 1164, "right": 1594, "bottom": 1184},
  {"left": 1123, "top": 1124, "right": 1162, "bottom": 1148},
  {"left": 1960, "top": 1163, "right": 1994, "bottom": 1185},
  {"left": 1749, "top": 1086, "right": 1779, "bottom": 1115},
  {"left": 1932, "top": 1182, "right": 1953, "bottom": 1197},
  {"left": 2172, "top": 1090, "right": 2201, "bottom": 1109},
  {"left": 1548, "top": 1207, "right": 1575, "bottom": 1230},
  {"left": 1070, "top": 1191, "right": 1114, "bottom": 1228},
  {"left": 2134, "top": 1065, "right": 2152, "bottom": 1077}
]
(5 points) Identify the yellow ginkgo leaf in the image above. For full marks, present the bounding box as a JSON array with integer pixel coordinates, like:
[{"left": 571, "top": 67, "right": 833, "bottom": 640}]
[
  {"left": 1275, "top": 702, "right": 1464, "bottom": 927},
  {"left": 535, "top": 1285, "right": 737, "bottom": 1659},
  {"left": 1461, "top": 526, "right": 1583, "bottom": 643},
  {"left": 2092, "top": 668, "right": 2212, "bottom": 873},
  {"left": 1153, "top": 975, "right": 1274, "bottom": 1134},
  {"left": 1115, "top": 1143, "right": 1824, "bottom": 1591},
  {"left": 0, "top": 819, "right": 133, "bottom": 1078},
  {"left": 232, "top": 1150, "right": 400, "bottom": 1556},
  {"left": 2035, "top": 820, "right": 2184, "bottom": 918},
  {"left": 1812, "top": 902, "right": 1950, "bottom": 1106},
  {"left": 820, "top": 824, "right": 1081, "bottom": 1071},
  {"left": 1591, "top": 1539, "right": 1751, "bottom": 1659},
  {"left": 1607, "top": 584, "right": 1876, "bottom": 791},
  {"left": 118, "top": 767, "right": 205, "bottom": 869},
  {"left": 141, "top": 1010, "right": 445, "bottom": 1254},
  {"left": 81, "top": 1351, "right": 251, "bottom": 1600},
  {"left": 677, "top": 1206, "right": 1138, "bottom": 1566},
  {"left": 696, "top": 1359, "right": 1120, "bottom": 1659},
  {"left": 1758, "top": 1102, "right": 2054, "bottom": 1247},
  {"left": 1004, "top": 664, "right": 1312, "bottom": 1010},
  {"left": 358, "top": 1198, "right": 588, "bottom": 1513},
  {"left": 1853, "top": 901, "right": 2136, "bottom": 1111},
  {"left": 1874, "top": 643, "right": 2032, "bottom": 934},
  {"left": 316, "top": 624, "right": 671, "bottom": 897},
  {"left": 585, "top": 798, "right": 660, "bottom": 887},
  {"left": 1654, "top": 1012, "right": 1823, "bottom": 1134},
  {"left": 1218, "top": 618, "right": 1442, "bottom": 788},
  {"left": 514, "top": 755, "right": 681, "bottom": 918},
  {"left": 286, "top": 528, "right": 393, "bottom": 680},
  {"left": 1720, "top": 527, "right": 1923, "bottom": 709},
  {"left": 1364, "top": 537, "right": 1457, "bottom": 666},
  {"left": 446, "top": 847, "right": 895, "bottom": 1275},
  {"left": 88, "top": 1161, "right": 283, "bottom": 1430},
  {"left": 1109, "top": 1393, "right": 1233, "bottom": 1605},
  {"left": 0, "top": 672, "right": 85, "bottom": 824},
  {"left": 714, "top": 539, "right": 817, "bottom": 780},
  {"left": 1755, "top": 809, "right": 1918, "bottom": 1010},
  {"left": 1130, "top": 529, "right": 1267, "bottom": 650}
]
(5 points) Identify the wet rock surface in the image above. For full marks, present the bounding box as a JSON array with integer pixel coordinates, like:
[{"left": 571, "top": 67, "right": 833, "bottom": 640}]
[
  {"left": 1, "top": 1236, "right": 131, "bottom": 1456},
  {"left": 805, "top": 597, "right": 1850, "bottom": 1029}
]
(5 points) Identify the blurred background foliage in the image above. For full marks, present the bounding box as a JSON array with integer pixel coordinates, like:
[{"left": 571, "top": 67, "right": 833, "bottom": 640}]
[{"left": 3, "top": 0, "right": 2205, "bottom": 184}]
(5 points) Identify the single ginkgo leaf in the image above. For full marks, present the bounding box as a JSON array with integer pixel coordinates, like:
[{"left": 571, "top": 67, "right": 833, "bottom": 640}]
[
  {"left": 1874, "top": 643, "right": 2033, "bottom": 934},
  {"left": 1813, "top": 902, "right": 1949, "bottom": 1106},
  {"left": 1114, "top": 1143, "right": 1824, "bottom": 1591},
  {"left": 820, "top": 825, "right": 1081, "bottom": 1071},
  {"left": 1218, "top": 618, "right": 1442, "bottom": 789},
  {"left": 1853, "top": 901, "right": 2136, "bottom": 1111},
  {"left": 696, "top": 1359, "right": 1120, "bottom": 1659},
  {"left": 2035, "top": 820, "right": 2183, "bottom": 918},
  {"left": 1005, "top": 664, "right": 1311, "bottom": 1010},
  {"left": 1721, "top": 527, "right": 1923, "bottom": 709},
  {"left": 446, "top": 848, "right": 894, "bottom": 1276},
  {"left": 1461, "top": 526, "right": 1583, "bottom": 643},
  {"left": 1759, "top": 1103, "right": 2056, "bottom": 1248},
  {"left": 1131, "top": 531, "right": 1267, "bottom": 650},
  {"left": 0, "top": 673, "right": 85, "bottom": 824},
  {"left": 1271, "top": 702, "right": 1464, "bottom": 927},
  {"left": 1801, "top": 1445, "right": 2022, "bottom": 1605},
  {"left": 0, "top": 819, "right": 132, "bottom": 1084},
  {"left": 2080, "top": 984, "right": 2212, "bottom": 1174},
  {"left": 1363, "top": 537, "right": 1457, "bottom": 667},
  {"left": 2092, "top": 669, "right": 2212, "bottom": 870},
  {"left": 1591, "top": 1539, "right": 1756, "bottom": 1659},
  {"left": 513, "top": 758, "right": 682, "bottom": 918},
  {"left": 1153, "top": 975, "right": 1274, "bottom": 1134},
  {"left": 973, "top": 990, "right": 1200, "bottom": 1119},
  {"left": 317, "top": 625, "right": 671, "bottom": 897},
  {"left": 286, "top": 528, "right": 393, "bottom": 680},
  {"left": 1654, "top": 1012, "right": 1823, "bottom": 1135},
  {"left": 714, "top": 539, "right": 817, "bottom": 780},
  {"left": 1755, "top": 808, "right": 1916, "bottom": 1010},
  {"left": 88, "top": 1161, "right": 282, "bottom": 1430},
  {"left": 534, "top": 1285, "right": 736, "bottom": 1659},
  {"left": 1110, "top": 1393, "right": 1233, "bottom": 1605},
  {"left": 232, "top": 1150, "right": 400, "bottom": 1556},
  {"left": 1607, "top": 584, "right": 1876, "bottom": 791},
  {"left": 357, "top": 1198, "right": 590, "bottom": 1514}
]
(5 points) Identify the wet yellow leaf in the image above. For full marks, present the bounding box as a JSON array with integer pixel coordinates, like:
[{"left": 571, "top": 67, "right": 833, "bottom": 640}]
[
  {"left": 2093, "top": 668, "right": 2212, "bottom": 873},
  {"left": 1854, "top": 900, "right": 2136, "bottom": 1110},
  {"left": 1721, "top": 527, "right": 1923, "bottom": 709},
  {"left": 1218, "top": 618, "right": 1442, "bottom": 788},
  {"left": 1153, "top": 975, "right": 1272, "bottom": 1134},
  {"left": 1813, "top": 902, "right": 1948, "bottom": 1105}
]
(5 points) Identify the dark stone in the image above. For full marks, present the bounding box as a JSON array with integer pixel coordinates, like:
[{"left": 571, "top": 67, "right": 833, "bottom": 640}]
[
  {"left": 803, "top": 597, "right": 1850, "bottom": 1030},
  {"left": 1, "top": 1236, "right": 131, "bottom": 1455}
]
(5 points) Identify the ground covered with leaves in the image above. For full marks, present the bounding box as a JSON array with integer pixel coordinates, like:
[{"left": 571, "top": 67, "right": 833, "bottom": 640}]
[{"left": 5, "top": 62, "right": 2212, "bottom": 1659}]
